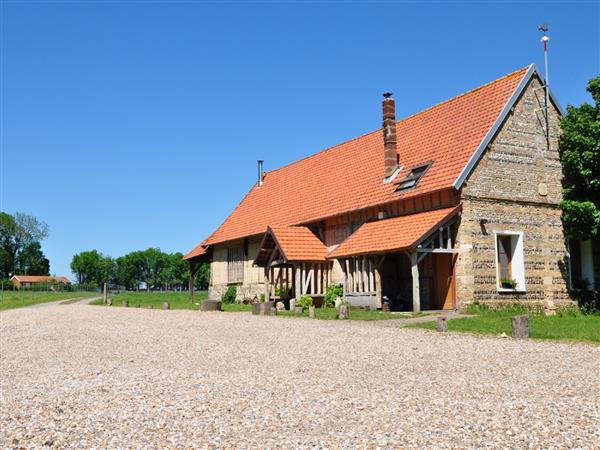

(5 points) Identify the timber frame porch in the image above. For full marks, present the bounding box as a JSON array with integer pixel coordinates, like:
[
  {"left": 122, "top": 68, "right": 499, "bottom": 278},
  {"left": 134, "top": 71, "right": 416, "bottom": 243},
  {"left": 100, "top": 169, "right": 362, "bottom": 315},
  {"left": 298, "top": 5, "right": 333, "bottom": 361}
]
[
  {"left": 333, "top": 206, "right": 461, "bottom": 312},
  {"left": 254, "top": 226, "right": 332, "bottom": 303}
]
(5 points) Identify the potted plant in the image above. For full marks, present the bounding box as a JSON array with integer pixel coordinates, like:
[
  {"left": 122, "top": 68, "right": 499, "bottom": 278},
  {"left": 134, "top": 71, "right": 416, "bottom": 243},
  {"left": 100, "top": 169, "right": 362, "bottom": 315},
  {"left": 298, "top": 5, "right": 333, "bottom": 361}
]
[
  {"left": 501, "top": 278, "right": 518, "bottom": 290},
  {"left": 296, "top": 295, "right": 313, "bottom": 315}
]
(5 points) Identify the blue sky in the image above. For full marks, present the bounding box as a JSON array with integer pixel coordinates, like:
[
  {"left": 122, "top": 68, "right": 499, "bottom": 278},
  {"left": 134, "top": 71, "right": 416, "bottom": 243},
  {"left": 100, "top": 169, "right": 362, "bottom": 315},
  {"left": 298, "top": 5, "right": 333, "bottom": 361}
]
[{"left": 1, "top": 1, "right": 598, "bottom": 278}]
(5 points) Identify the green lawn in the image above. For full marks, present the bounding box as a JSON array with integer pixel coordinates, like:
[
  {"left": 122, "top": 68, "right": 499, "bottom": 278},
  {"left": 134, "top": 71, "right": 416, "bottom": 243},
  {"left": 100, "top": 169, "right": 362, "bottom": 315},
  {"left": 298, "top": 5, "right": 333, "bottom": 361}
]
[
  {"left": 410, "top": 307, "right": 600, "bottom": 343},
  {"left": 277, "top": 307, "right": 428, "bottom": 321},
  {"left": 91, "top": 291, "right": 252, "bottom": 312},
  {"left": 91, "top": 292, "right": 427, "bottom": 320},
  {"left": 0, "top": 290, "right": 98, "bottom": 311}
]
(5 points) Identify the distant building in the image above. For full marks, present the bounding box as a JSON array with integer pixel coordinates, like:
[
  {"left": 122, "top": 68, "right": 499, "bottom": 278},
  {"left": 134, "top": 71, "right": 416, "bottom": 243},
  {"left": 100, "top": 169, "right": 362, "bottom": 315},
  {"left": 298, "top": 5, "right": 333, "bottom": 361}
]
[{"left": 10, "top": 275, "right": 71, "bottom": 289}]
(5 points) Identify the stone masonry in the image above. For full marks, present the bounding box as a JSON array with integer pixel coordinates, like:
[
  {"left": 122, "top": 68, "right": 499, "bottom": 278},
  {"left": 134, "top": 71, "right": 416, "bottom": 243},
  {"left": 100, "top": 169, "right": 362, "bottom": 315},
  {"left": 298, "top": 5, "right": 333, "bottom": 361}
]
[{"left": 456, "top": 75, "right": 573, "bottom": 309}]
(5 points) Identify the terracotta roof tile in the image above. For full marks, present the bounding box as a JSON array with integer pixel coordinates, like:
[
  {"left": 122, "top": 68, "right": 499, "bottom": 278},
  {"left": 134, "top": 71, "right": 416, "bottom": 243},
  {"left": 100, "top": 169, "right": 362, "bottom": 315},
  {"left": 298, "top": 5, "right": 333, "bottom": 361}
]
[
  {"left": 190, "top": 66, "right": 529, "bottom": 251},
  {"left": 269, "top": 226, "right": 328, "bottom": 262},
  {"left": 11, "top": 275, "right": 71, "bottom": 283},
  {"left": 328, "top": 206, "right": 461, "bottom": 258},
  {"left": 183, "top": 243, "right": 208, "bottom": 260}
]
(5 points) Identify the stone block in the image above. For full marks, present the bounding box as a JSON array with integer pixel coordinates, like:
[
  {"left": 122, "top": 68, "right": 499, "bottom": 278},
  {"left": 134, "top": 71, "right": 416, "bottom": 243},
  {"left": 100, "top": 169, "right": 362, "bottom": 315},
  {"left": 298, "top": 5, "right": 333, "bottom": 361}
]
[
  {"left": 201, "top": 300, "right": 222, "bottom": 312},
  {"left": 260, "top": 301, "right": 275, "bottom": 315},
  {"left": 436, "top": 316, "right": 448, "bottom": 332},
  {"left": 511, "top": 315, "right": 530, "bottom": 338},
  {"left": 338, "top": 304, "right": 348, "bottom": 320},
  {"left": 162, "top": 302, "right": 170, "bottom": 310},
  {"left": 308, "top": 306, "right": 316, "bottom": 318},
  {"left": 294, "top": 306, "right": 303, "bottom": 315}
]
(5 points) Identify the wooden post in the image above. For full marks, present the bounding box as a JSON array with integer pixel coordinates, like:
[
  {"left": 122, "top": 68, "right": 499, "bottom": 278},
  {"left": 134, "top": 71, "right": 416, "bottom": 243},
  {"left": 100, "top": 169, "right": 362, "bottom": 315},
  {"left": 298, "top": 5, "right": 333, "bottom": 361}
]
[
  {"left": 103, "top": 283, "right": 107, "bottom": 305},
  {"left": 374, "top": 260, "right": 382, "bottom": 309},
  {"left": 345, "top": 259, "right": 352, "bottom": 294},
  {"left": 410, "top": 252, "right": 421, "bottom": 313},
  {"left": 294, "top": 264, "right": 301, "bottom": 299},
  {"left": 189, "top": 271, "right": 195, "bottom": 303},
  {"left": 264, "top": 267, "right": 270, "bottom": 302}
]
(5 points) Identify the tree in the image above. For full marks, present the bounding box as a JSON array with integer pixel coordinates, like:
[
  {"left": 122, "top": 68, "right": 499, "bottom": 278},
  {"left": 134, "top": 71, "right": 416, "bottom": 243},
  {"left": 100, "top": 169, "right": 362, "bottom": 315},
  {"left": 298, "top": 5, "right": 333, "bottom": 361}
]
[
  {"left": 17, "top": 242, "right": 50, "bottom": 275},
  {"left": 70, "top": 250, "right": 113, "bottom": 287},
  {"left": 195, "top": 263, "right": 211, "bottom": 290},
  {"left": 559, "top": 76, "right": 600, "bottom": 239},
  {"left": 0, "top": 211, "right": 50, "bottom": 278}
]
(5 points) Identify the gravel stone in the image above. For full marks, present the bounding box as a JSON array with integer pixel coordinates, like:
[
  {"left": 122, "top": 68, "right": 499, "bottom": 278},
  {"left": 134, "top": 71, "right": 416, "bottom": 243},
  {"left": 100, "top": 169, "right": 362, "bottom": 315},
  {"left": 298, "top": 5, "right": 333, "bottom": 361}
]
[{"left": 1, "top": 305, "right": 599, "bottom": 448}]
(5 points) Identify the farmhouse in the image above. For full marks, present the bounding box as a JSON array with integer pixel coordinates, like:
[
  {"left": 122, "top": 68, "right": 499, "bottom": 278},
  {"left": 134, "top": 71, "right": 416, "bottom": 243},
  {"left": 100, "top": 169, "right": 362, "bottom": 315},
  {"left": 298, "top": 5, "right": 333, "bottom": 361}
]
[
  {"left": 185, "top": 64, "right": 575, "bottom": 311},
  {"left": 10, "top": 275, "right": 71, "bottom": 289}
]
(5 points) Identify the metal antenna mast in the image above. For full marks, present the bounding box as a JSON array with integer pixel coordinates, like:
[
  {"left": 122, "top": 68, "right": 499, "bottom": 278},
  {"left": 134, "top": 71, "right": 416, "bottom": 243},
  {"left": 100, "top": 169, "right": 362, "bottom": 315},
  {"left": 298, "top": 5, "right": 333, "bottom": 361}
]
[{"left": 538, "top": 24, "right": 550, "bottom": 146}]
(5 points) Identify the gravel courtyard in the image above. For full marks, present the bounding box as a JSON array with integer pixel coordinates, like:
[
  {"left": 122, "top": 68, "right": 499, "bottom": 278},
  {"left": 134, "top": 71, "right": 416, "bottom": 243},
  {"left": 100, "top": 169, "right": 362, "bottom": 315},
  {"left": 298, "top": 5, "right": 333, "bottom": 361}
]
[{"left": 1, "top": 306, "right": 599, "bottom": 449}]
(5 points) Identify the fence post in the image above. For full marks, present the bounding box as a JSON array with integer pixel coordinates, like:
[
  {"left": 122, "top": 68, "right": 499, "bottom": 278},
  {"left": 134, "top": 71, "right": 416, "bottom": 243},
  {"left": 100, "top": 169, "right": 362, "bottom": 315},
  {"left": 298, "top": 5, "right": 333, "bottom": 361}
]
[{"left": 103, "top": 283, "right": 107, "bottom": 305}]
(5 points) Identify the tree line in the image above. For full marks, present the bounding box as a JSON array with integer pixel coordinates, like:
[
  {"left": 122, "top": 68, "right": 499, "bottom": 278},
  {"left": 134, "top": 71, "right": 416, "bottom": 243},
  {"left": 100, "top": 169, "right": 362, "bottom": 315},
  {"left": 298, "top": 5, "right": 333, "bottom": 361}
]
[
  {"left": 0, "top": 211, "right": 50, "bottom": 279},
  {"left": 70, "top": 248, "right": 209, "bottom": 291}
]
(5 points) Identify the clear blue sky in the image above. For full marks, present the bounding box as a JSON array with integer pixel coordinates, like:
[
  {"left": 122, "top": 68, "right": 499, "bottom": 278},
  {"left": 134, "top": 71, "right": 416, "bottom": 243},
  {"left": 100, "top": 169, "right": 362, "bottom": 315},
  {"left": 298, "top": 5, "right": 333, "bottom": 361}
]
[{"left": 1, "top": 1, "right": 598, "bottom": 278}]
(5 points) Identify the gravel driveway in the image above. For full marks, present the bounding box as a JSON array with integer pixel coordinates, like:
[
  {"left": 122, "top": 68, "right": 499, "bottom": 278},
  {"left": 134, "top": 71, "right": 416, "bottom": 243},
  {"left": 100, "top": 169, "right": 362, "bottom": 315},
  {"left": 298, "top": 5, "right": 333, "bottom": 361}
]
[{"left": 1, "top": 306, "right": 599, "bottom": 448}]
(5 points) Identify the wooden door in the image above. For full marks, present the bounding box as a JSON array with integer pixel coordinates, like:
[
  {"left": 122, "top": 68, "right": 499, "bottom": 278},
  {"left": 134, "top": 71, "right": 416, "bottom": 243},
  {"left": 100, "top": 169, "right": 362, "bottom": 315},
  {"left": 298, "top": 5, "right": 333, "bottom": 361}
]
[{"left": 434, "top": 253, "right": 455, "bottom": 310}]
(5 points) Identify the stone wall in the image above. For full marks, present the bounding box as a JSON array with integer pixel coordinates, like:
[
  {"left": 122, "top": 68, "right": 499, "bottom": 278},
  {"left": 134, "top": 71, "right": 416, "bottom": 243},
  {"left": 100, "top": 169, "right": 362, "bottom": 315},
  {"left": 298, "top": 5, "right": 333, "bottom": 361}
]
[
  {"left": 208, "top": 237, "right": 265, "bottom": 301},
  {"left": 456, "top": 75, "right": 573, "bottom": 309}
]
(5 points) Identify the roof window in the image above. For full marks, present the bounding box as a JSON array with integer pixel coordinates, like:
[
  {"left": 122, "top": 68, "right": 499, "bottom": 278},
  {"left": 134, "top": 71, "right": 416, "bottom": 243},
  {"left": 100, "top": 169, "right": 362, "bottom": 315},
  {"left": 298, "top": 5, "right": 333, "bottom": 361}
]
[{"left": 394, "top": 162, "right": 432, "bottom": 192}]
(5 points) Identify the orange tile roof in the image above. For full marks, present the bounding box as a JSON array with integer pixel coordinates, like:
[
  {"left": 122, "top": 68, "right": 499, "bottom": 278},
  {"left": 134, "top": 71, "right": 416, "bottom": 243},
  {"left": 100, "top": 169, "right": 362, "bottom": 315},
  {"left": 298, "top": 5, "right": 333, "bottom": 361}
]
[
  {"left": 11, "top": 275, "right": 71, "bottom": 283},
  {"left": 329, "top": 206, "right": 461, "bottom": 258},
  {"left": 190, "top": 66, "right": 531, "bottom": 252},
  {"left": 183, "top": 242, "right": 208, "bottom": 260},
  {"left": 269, "top": 226, "right": 328, "bottom": 262}
]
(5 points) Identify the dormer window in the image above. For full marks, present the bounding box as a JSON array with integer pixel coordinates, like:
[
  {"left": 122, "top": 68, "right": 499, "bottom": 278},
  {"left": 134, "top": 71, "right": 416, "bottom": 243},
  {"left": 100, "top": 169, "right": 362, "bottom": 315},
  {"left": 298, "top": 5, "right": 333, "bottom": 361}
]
[{"left": 395, "top": 162, "right": 432, "bottom": 192}]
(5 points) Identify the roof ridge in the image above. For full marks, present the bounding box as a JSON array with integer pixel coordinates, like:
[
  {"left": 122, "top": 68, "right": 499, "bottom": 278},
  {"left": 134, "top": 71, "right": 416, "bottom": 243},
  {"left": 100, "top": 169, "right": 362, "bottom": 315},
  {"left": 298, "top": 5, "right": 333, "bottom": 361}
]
[
  {"left": 395, "top": 64, "right": 532, "bottom": 125},
  {"left": 264, "top": 64, "right": 531, "bottom": 177}
]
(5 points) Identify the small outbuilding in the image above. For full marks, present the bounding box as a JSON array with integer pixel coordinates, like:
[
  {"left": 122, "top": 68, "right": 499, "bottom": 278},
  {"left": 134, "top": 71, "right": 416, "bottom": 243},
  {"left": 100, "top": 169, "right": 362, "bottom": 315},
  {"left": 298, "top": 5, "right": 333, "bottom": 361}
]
[{"left": 10, "top": 275, "right": 71, "bottom": 289}]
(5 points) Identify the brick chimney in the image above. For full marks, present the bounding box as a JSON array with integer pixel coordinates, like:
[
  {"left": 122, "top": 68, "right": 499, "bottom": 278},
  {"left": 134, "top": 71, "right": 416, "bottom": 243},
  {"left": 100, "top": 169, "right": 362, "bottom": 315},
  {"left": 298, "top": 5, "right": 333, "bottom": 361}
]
[{"left": 382, "top": 93, "right": 398, "bottom": 178}]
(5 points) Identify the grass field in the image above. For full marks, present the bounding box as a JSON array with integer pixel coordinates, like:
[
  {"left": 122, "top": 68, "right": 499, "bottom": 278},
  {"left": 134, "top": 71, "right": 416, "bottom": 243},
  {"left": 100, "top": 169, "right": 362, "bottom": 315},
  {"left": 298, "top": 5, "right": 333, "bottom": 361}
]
[
  {"left": 91, "top": 292, "right": 429, "bottom": 320},
  {"left": 410, "top": 306, "right": 600, "bottom": 343},
  {"left": 0, "top": 290, "right": 98, "bottom": 311},
  {"left": 91, "top": 291, "right": 253, "bottom": 312}
]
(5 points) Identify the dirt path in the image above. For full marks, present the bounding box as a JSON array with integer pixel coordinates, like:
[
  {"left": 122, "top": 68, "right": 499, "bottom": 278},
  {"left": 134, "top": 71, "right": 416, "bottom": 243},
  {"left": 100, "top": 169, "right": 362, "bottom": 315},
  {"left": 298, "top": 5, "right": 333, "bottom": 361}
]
[{"left": 25, "top": 296, "right": 102, "bottom": 309}]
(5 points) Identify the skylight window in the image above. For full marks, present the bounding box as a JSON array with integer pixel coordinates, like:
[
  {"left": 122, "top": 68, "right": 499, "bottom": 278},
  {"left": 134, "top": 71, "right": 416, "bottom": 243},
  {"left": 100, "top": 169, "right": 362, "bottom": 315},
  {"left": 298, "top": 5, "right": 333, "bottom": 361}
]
[{"left": 394, "top": 162, "right": 432, "bottom": 192}]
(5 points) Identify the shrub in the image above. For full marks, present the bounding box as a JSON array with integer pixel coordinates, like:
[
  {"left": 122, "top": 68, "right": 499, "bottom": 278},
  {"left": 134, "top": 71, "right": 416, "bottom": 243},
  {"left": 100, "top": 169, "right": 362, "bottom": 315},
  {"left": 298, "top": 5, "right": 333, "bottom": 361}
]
[
  {"left": 221, "top": 286, "right": 237, "bottom": 304},
  {"left": 574, "top": 288, "right": 600, "bottom": 315},
  {"left": 275, "top": 286, "right": 291, "bottom": 297},
  {"left": 324, "top": 284, "right": 343, "bottom": 308},
  {"left": 297, "top": 295, "right": 313, "bottom": 310},
  {"left": 259, "top": 293, "right": 265, "bottom": 302}
]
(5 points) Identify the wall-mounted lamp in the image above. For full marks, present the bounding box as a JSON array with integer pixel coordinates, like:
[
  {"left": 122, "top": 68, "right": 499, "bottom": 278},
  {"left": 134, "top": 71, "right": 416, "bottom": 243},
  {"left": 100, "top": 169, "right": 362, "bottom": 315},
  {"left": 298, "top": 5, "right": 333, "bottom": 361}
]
[{"left": 479, "top": 218, "right": 489, "bottom": 236}]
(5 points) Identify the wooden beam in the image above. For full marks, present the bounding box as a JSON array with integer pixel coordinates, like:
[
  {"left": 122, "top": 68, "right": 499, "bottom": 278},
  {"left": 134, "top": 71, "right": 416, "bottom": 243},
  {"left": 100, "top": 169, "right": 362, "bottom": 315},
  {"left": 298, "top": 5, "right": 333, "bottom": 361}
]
[
  {"left": 410, "top": 252, "right": 421, "bottom": 313},
  {"left": 294, "top": 264, "right": 301, "bottom": 299},
  {"left": 374, "top": 261, "right": 382, "bottom": 309},
  {"left": 264, "top": 267, "right": 270, "bottom": 302},
  {"left": 368, "top": 258, "right": 374, "bottom": 292},
  {"left": 416, "top": 248, "right": 459, "bottom": 254},
  {"left": 345, "top": 259, "right": 353, "bottom": 294},
  {"left": 188, "top": 270, "right": 195, "bottom": 303}
]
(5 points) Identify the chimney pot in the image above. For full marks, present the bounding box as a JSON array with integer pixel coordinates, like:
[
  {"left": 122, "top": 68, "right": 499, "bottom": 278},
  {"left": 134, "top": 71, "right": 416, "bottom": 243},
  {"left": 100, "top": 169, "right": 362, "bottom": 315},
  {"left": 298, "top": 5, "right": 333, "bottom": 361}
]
[{"left": 257, "top": 160, "right": 264, "bottom": 186}]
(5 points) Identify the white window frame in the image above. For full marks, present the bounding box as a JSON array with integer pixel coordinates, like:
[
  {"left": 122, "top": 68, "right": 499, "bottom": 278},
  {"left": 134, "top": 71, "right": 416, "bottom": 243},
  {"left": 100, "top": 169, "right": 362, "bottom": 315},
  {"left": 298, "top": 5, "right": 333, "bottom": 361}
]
[{"left": 493, "top": 230, "right": 526, "bottom": 293}]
